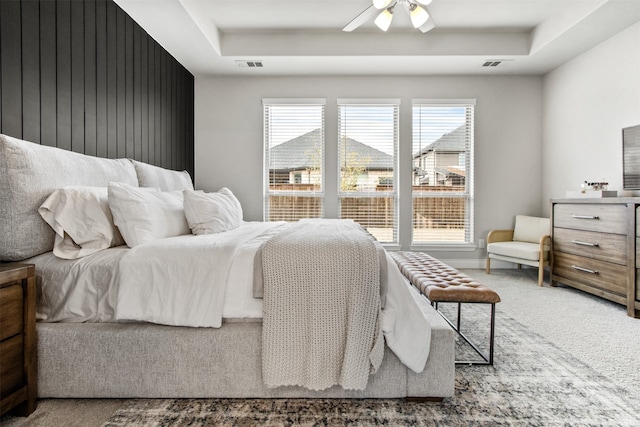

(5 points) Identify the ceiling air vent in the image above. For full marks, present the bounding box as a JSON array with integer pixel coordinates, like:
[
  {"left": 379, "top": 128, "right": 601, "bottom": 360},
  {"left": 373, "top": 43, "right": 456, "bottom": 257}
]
[
  {"left": 236, "top": 60, "right": 263, "bottom": 68},
  {"left": 482, "top": 60, "right": 502, "bottom": 67},
  {"left": 482, "top": 59, "right": 513, "bottom": 68}
]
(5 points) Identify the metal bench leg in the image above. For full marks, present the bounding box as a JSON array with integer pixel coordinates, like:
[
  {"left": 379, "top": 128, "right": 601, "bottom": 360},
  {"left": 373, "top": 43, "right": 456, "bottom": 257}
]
[
  {"left": 432, "top": 300, "right": 496, "bottom": 366},
  {"left": 489, "top": 303, "right": 496, "bottom": 365}
]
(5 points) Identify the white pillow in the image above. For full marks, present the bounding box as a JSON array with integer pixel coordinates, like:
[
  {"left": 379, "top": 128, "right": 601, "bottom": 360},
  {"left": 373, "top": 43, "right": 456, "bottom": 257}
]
[
  {"left": 38, "top": 186, "right": 125, "bottom": 259},
  {"left": 108, "top": 182, "right": 190, "bottom": 247},
  {"left": 183, "top": 188, "right": 243, "bottom": 235},
  {"left": 130, "top": 159, "right": 194, "bottom": 191}
]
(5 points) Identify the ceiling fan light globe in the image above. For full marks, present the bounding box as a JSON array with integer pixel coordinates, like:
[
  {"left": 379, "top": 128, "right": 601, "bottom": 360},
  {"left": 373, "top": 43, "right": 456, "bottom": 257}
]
[
  {"left": 410, "top": 4, "right": 429, "bottom": 28},
  {"left": 416, "top": 0, "right": 433, "bottom": 5},
  {"left": 374, "top": 9, "right": 394, "bottom": 31},
  {"left": 373, "top": 0, "right": 393, "bottom": 9}
]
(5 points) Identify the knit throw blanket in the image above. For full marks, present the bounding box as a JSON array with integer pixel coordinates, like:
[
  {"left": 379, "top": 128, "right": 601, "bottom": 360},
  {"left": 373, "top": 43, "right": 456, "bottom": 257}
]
[{"left": 261, "top": 219, "right": 384, "bottom": 391}]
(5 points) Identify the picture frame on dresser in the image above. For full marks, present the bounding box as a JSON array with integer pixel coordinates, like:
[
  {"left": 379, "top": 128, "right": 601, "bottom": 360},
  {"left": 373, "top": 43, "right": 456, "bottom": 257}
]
[
  {"left": 0, "top": 264, "right": 37, "bottom": 416},
  {"left": 622, "top": 124, "right": 640, "bottom": 190},
  {"left": 550, "top": 198, "right": 640, "bottom": 319}
]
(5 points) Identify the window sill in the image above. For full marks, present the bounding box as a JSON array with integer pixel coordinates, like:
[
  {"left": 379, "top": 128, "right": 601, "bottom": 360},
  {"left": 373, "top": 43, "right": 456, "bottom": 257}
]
[
  {"left": 381, "top": 244, "right": 402, "bottom": 251},
  {"left": 380, "top": 243, "right": 479, "bottom": 252},
  {"left": 409, "top": 243, "right": 478, "bottom": 252}
]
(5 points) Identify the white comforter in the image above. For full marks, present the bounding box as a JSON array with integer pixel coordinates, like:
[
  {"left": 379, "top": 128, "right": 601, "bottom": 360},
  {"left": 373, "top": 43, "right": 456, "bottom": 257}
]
[
  {"left": 116, "top": 221, "right": 432, "bottom": 373},
  {"left": 116, "top": 221, "right": 285, "bottom": 327}
]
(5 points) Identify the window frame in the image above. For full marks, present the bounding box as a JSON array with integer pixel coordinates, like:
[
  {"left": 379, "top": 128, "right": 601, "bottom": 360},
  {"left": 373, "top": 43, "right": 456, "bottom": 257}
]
[
  {"left": 262, "top": 98, "right": 326, "bottom": 222},
  {"left": 337, "top": 99, "right": 400, "bottom": 244},
  {"left": 410, "top": 99, "right": 476, "bottom": 249}
]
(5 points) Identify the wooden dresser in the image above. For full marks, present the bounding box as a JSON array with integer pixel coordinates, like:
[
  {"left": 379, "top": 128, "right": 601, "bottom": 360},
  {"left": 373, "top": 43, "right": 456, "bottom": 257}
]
[
  {"left": 551, "top": 198, "right": 640, "bottom": 318},
  {"left": 0, "top": 264, "right": 37, "bottom": 416}
]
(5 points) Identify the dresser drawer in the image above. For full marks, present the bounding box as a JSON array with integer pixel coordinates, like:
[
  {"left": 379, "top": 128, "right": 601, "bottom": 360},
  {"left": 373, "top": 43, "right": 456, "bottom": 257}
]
[
  {"left": 554, "top": 228, "right": 627, "bottom": 265},
  {"left": 0, "top": 334, "right": 24, "bottom": 397},
  {"left": 553, "top": 252, "right": 627, "bottom": 295},
  {"left": 0, "top": 284, "right": 23, "bottom": 341},
  {"left": 554, "top": 204, "right": 627, "bottom": 234}
]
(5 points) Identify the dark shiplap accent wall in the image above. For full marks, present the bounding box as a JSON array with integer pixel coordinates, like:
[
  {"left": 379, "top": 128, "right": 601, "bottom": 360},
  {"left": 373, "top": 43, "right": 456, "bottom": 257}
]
[{"left": 0, "top": 0, "right": 194, "bottom": 177}]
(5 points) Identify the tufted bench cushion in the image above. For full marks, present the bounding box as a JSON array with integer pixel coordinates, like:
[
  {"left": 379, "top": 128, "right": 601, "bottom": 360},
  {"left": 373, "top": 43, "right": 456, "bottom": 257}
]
[{"left": 390, "top": 251, "right": 500, "bottom": 304}]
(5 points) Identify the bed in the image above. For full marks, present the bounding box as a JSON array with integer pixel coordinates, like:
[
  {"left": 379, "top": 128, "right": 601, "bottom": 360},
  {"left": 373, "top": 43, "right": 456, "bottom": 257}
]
[{"left": 0, "top": 133, "right": 455, "bottom": 399}]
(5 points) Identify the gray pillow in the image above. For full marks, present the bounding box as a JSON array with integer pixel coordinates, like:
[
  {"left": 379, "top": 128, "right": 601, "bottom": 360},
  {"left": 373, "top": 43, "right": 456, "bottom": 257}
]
[
  {"left": 0, "top": 134, "right": 138, "bottom": 261},
  {"left": 130, "top": 159, "right": 194, "bottom": 191}
]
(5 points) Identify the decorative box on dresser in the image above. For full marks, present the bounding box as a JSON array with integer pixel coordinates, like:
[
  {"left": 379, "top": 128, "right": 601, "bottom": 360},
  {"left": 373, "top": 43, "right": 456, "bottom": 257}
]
[
  {"left": 551, "top": 198, "right": 640, "bottom": 319},
  {"left": 0, "top": 264, "right": 37, "bottom": 417}
]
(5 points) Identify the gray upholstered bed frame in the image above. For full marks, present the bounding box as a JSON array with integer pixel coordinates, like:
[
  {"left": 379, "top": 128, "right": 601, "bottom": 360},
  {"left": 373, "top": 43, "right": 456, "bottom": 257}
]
[
  {"left": 1, "top": 134, "right": 455, "bottom": 399},
  {"left": 38, "top": 310, "right": 454, "bottom": 398}
]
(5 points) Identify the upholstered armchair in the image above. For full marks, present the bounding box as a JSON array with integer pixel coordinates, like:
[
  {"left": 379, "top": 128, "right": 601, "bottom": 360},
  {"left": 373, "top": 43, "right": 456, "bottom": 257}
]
[{"left": 486, "top": 215, "right": 551, "bottom": 287}]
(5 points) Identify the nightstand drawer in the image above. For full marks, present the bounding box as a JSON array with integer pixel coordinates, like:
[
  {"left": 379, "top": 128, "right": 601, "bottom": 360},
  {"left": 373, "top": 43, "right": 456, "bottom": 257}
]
[
  {"left": 553, "top": 228, "right": 627, "bottom": 265},
  {"left": 0, "top": 264, "right": 36, "bottom": 417},
  {"left": 554, "top": 252, "right": 627, "bottom": 296},
  {"left": 0, "top": 284, "right": 24, "bottom": 341},
  {"left": 554, "top": 204, "right": 627, "bottom": 234},
  {"left": 0, "top": 334, "right": 25, "bottom": 397}
]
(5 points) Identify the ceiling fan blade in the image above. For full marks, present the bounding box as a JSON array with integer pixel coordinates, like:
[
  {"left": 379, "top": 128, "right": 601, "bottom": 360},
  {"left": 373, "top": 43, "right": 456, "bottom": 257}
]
[
  {"left": 418, "top": 13, "right": 435, "bottom": 33},
  {"left": 343, "top": 5, "right": 378, "bottom": 32}
]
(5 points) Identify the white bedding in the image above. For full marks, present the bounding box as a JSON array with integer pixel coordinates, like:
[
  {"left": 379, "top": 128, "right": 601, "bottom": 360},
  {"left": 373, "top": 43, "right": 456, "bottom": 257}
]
[
  {"left": 30, "top": 222, "right": 284, "bottom": 323},
  {"left": 32, "top": 220, "right": 432, "bottom": 373},
  {"left": 116, "top": 221, "right": 286, "bottom": 327},
  {"left": 30, "top": 246, "right": 128, "bottom": 322}
]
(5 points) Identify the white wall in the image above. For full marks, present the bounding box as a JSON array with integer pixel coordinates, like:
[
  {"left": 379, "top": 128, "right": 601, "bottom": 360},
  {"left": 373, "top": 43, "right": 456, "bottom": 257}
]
[
  {"left": 195, "top": 75, "right": 542, "bottom": 265},
  {"left": 542, "top": 21, "right": 640, "bottom": 215}
]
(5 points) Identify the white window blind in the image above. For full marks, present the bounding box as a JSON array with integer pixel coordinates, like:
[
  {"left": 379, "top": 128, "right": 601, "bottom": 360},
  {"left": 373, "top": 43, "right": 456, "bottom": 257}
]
[
  {"left": 412, "top": 100, "right": 475, "bottom": 244},
  {"left": 263, "top": 99, "right": 325, "bottom": 222},
  {"left": 338, "top": 100, "right": 399, "bottom": 243}
]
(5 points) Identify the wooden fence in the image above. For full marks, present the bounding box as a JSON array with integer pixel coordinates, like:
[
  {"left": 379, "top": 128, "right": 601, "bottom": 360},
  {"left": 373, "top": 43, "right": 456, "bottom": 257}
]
[{"left": 268, "top": 184, "right": 465, "bottom": 229}]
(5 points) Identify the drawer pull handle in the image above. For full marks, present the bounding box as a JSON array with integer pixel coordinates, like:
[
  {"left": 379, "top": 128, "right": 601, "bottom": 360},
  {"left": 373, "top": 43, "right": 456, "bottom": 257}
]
[
  {"left": 572, "top": 215, "right": 600, "bottom": 220},
  {"left": 571, "top": 265, "right": 599, "bottom": 275},
  {"left": 571, "top": 240, "right": 599, "bottom": 247}
]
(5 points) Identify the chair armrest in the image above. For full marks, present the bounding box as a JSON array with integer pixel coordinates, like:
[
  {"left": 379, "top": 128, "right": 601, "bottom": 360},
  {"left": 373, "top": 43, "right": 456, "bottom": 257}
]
[
  {"left": 539, "top": 234, "right": 551, "bottom": 260},
  {"left": 487, "top": 229, "right": 514, "bottom": 244},
  {"left": 539, "top": 234, "right": 551, "bottom": 248}
]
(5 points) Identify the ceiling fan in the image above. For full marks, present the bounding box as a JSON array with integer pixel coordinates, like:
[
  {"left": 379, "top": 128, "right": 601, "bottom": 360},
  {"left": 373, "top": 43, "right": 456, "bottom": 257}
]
[{"left": 343, "top": 0, "right": 435, "bottom": 33}]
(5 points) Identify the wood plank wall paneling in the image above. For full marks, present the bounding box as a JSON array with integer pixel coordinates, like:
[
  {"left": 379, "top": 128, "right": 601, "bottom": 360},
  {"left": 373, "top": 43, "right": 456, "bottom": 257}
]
[
  {"left": 40, "top": 0, "right": 57, "bottom": 147},
  {"left": 0, "top": 0, "right": 22, "bottom": 138},
  {"left": 21, "top": 0, "right": 40, "bottom": 144},
  {"left": 0, "top": 0, "right": 194, "bottom": 178}
]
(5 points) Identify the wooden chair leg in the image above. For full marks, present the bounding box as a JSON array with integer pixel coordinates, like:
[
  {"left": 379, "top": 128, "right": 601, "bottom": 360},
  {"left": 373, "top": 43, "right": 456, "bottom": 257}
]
[
  {"left": 538, "top": 263, "right": 544, "bottom": 287},
  {"left": 486, "top": 257, "right": 491, "bottom": 274}
]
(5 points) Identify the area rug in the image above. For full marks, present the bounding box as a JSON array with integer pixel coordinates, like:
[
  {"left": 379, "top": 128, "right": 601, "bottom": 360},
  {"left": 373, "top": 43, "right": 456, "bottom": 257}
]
[{"left": 102, "top": 313, "right": 640, "bottom": 426}]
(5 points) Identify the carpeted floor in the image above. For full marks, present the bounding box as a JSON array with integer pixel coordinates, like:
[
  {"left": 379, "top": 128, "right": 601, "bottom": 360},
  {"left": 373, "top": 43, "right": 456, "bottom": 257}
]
[{"left": 2, "top": 268, "right": 640, "bottom": 426}]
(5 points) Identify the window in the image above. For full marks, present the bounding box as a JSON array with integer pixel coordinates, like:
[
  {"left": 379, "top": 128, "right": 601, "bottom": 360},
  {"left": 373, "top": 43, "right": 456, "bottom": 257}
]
[
  {"left": 338, "top": 100, "right": 399, "bottom": 243},
  {"left": 263, "top": 97, "right": 474, "bottom": 248},
  {"left": 263, "top": 99, "right": 325, "bottom": 222},
  {"left": 412, "top": 100, "right": 475, "bottom": 245}
]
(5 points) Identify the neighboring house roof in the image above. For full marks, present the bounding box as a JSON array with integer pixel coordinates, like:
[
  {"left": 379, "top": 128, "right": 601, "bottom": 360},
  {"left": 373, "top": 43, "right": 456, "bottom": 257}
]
[
  {"left": 435, "top": 166, "right": 466, "bottom": 178},
  {"left": 270, "top": 128, "right": 393, "bottom": 171},
  {"left": 414, "top": 125, "right": 467, "bottom": 158}
]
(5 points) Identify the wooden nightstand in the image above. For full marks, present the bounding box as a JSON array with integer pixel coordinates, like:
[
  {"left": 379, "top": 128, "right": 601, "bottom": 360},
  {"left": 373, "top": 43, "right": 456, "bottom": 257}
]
[{"left": 0, "top": 264, "right": 37, "bottom": 417}]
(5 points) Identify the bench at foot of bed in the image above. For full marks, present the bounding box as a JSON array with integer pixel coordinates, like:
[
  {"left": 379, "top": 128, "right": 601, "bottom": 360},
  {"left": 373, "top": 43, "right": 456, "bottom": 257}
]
[{"left": 390, "top": 251, "right": 501, "bottom": 366}]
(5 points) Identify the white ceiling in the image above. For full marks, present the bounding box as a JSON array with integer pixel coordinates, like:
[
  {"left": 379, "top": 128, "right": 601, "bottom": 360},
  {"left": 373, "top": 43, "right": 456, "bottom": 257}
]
[{"left": 115, "top": 0, "right": 640, "bottom": 76}]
